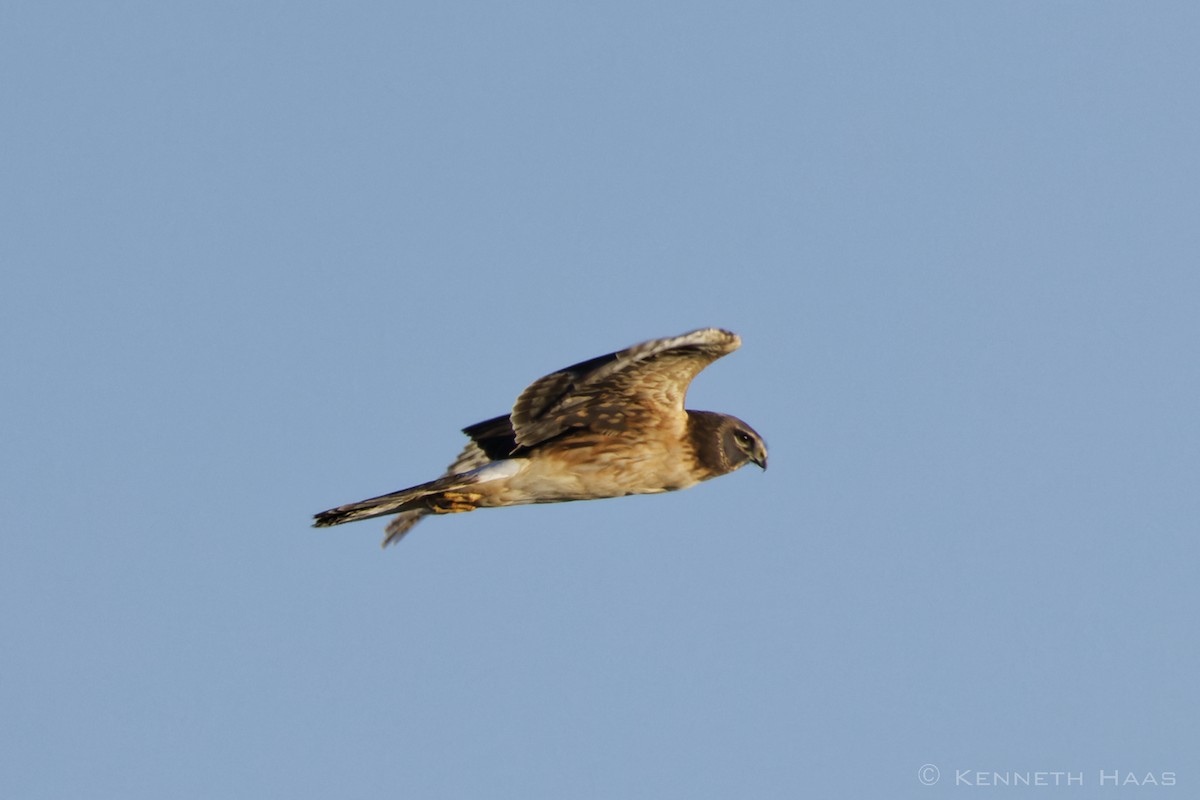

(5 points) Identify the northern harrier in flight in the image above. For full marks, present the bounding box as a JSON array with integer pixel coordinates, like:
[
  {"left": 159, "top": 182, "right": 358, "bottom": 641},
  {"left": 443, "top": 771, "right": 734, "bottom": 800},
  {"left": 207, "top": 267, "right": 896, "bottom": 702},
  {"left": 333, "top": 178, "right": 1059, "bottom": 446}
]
[{"left": 313, "top": 328, "right": 767, "bottom": 546}]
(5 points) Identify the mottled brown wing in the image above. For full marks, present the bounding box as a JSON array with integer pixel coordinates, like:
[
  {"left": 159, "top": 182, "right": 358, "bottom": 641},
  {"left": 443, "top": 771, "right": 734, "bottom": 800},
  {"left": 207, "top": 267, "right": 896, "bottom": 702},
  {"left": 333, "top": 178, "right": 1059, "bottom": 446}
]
[{"left": 509, "top": 328, "right": 741, "bottom": 447}]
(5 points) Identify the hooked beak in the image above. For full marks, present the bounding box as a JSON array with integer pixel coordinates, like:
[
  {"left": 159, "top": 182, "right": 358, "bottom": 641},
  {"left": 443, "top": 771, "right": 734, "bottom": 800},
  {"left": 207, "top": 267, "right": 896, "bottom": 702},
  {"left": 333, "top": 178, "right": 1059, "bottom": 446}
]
[{"left": 752, "top": 445, "right": 768, "bottom": 471}]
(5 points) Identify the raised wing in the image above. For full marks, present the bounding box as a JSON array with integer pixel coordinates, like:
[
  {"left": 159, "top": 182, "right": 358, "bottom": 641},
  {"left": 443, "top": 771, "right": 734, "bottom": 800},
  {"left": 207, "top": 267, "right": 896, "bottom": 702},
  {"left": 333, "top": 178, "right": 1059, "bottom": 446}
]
[{"left": 509, "top": 328, "right": 741, "bottom": 447}]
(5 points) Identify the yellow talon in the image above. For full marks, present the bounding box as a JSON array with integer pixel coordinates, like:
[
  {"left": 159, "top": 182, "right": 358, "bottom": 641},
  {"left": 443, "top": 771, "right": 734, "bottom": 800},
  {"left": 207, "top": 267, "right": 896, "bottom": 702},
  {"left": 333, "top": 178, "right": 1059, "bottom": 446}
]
[{"left": 429, "top": 492, "right": 483, "bottom": 514}]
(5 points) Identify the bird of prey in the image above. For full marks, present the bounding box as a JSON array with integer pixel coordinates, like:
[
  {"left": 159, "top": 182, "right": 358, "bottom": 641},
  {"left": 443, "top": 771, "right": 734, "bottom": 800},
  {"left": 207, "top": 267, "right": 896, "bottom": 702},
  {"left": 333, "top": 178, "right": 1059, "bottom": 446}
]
[{"left": 313, "top": 327, "right": 767, "bottom": 546}]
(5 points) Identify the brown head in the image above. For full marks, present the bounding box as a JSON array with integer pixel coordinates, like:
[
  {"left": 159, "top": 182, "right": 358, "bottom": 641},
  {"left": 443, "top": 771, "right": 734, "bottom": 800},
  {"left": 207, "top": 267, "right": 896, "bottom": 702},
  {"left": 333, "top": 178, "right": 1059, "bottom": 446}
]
[{"left": 686, "top": 410, "right": 768, "bottom": 478}]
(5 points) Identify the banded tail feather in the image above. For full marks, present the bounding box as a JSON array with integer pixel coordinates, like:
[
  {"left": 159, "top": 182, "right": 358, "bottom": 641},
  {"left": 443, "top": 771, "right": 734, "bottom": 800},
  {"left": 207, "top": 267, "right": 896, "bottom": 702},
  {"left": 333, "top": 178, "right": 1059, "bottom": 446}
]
[{"left": 312, "top": 473, "right": 481, "bottom": 528}]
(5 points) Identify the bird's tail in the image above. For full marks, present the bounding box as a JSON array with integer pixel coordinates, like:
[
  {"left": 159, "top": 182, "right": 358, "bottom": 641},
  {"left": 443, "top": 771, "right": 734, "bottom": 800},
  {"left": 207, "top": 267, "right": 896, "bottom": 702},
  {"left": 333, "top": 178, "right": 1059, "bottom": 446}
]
[{"left": 312, "top": 473, "right": 479, "bottom": 529}]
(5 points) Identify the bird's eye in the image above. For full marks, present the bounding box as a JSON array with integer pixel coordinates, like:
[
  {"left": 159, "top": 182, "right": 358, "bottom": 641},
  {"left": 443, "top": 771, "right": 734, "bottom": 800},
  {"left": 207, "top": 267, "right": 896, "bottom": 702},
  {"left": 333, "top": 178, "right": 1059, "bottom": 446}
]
[{"left": 734, "top": 431, "right": 752, "bottom": 445}]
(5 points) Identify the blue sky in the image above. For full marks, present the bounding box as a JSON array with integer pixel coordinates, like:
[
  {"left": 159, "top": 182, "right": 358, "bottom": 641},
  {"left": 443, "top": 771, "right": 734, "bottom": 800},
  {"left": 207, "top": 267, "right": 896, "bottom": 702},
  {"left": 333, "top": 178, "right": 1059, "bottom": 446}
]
[{"left": 2, "top": 3, "right": 1197, "bottom": 798}]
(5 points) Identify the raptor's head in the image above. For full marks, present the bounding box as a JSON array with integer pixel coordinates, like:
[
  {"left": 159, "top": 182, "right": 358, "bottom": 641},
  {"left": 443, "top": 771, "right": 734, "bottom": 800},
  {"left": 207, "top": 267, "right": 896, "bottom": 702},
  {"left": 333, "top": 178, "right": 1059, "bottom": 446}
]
[
  {"left": 688, "top": 411, "right": 768, "bottom": 476},
  {"left": 723, "top": 416, "right": 768, "bottom": 471}
]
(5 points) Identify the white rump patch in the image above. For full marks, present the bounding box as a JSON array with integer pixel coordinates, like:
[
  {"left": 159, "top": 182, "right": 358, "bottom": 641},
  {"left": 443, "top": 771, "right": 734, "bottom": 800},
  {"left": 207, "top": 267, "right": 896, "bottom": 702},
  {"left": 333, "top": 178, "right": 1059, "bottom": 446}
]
[{"left": 468, "top": 460, "right": 524, "bottom": 483}]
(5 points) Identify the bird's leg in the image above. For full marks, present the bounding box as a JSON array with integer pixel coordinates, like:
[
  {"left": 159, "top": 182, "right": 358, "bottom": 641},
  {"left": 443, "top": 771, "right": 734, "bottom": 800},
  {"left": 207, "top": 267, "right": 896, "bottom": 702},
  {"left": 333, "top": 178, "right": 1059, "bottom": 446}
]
[{"left": 428, "top": 491, "right": 484, "bottom": 514}]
